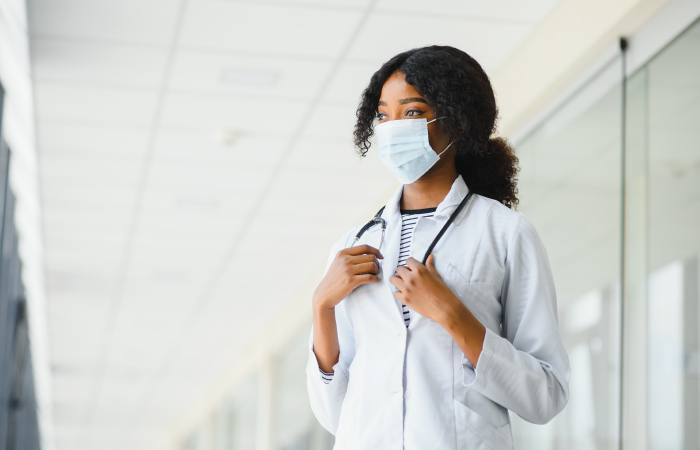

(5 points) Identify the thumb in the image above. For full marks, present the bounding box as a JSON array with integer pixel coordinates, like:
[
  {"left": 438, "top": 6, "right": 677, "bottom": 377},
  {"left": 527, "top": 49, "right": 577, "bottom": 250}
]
[
  {"left": 427, "top": 255, "right": 443, "bottom": 280},
  {"left": 426, "top": 254, "right": 438, "bottom": 274}
]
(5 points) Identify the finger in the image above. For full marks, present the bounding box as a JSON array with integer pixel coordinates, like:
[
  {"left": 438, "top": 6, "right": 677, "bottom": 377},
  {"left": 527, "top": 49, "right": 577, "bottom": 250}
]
[
  {"left": 426, "top": 254, "right": 436, "bottom": 273},
  {"left": 395, "top": 265, "right": 412, "bottom": 277},
  {"left": 344, "top": 244, "right": 383, "bottom": 259},
  {"left": 352, "top": 261, "right": 379, "bottom": 275},
  {"left": 348, "top": 254, "right": 379, "bottom": 266},
  {"left": 389, "top": 275, "right": 405, "bottom": 291},
  {"left": 405, "top": 257, "right": 424, "bottom": 272},
  {"left": 354, "top": 273, "right": 380, "bottom": 285},
  {"left": 393, "top": 290, "right": 406, "bottom": 303}
]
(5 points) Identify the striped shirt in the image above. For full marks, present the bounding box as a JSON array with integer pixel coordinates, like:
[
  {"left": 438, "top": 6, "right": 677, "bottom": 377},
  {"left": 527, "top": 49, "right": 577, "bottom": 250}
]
[
  {"left": 320, "top": 207, "right": 437, "bottom": 384},
  {"left": 397, "top": 208, "right": 436, "bottom": 328}
]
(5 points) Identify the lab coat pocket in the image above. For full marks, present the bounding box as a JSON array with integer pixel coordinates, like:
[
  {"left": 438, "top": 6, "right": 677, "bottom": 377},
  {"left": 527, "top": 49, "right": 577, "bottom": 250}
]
[
  {"left": 453, "top": 399, "right": 513, "bottom": 450},
  {"left": 442, "top": 263, "right": 491, "bottom": 324}
]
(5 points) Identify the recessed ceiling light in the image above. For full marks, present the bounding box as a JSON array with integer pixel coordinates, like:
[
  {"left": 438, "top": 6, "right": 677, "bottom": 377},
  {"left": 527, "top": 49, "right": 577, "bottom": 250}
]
[{"left": 220, "top": 67, "right": 280, "bottom": 87}]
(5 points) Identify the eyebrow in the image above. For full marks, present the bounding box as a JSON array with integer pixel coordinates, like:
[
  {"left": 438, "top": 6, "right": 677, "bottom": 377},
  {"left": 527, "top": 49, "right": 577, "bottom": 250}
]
[
  {"left": 377, "top": 97, "right": 428, "bottom": 107},
  {"left": 399, "top": 97, "right": 427, "bottom": 105}
]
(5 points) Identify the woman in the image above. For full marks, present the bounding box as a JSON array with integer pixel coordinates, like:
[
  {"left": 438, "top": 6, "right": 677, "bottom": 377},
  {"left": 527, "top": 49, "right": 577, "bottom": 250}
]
[{"left": 306, "top": 46, "right": 569, "bottom": 450}]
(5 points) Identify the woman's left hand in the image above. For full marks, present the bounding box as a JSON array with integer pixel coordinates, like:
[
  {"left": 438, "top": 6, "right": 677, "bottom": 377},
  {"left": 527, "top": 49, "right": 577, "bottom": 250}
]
[
  {"left": 389, "top": 254, "right": 464, "bottom": 326},
  {"left": 390, "top": 254, "right": 486, "bottom": 366}
]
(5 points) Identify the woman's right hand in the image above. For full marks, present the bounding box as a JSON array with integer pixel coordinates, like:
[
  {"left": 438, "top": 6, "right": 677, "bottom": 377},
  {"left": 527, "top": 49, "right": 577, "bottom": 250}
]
[{"left": 313, "top": 245, "right": 384, "bottom": 310}]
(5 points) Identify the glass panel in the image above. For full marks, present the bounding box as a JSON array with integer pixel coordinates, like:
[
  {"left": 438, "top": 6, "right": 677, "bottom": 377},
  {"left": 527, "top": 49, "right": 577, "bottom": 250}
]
[
  {"left": 642, "top": 17, "right": 700, "bottom": 450},
  {"left": 220, "top": 376, "right": 258, "bottom": 450},
  {"left": 512, "top": 57, "right": 623, "bottom": 450},
  {"left": 623, "top": 58, "right": 650, "bottom": 447},
  {"left": 273, "top": 326, "right": 334, "bottom": 450}
]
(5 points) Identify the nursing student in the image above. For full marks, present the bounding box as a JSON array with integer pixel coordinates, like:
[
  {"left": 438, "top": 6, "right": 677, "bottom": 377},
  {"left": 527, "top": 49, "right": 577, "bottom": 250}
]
[{"left": 306, "top": 46, "right": 570, "bottom": 450}]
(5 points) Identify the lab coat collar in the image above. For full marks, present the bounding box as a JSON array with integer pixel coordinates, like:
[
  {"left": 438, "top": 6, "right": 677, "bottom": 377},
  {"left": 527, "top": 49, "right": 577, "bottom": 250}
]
[{"left": 382, "top": 175, "right": 471, "bottom": 225}]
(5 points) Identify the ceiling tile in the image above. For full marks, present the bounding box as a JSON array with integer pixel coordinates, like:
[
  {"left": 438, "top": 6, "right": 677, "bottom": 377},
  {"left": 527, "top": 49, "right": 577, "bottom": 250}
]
[
  {"left": 169, "top": 50, "right": 333, "bottom": 100},
  {"left": 35, "top": 83, "right": 158, "bottom": 126},
  {"left": 322, "top": 61, "right": 377, "bottom": 103},
  {"left": 263, "top": 0, "right": 371, "bottom": 7},
  {"left": 37, "top": 122, "right": 150, "bottom": 159},
  {"left": 40, "top": 154, "right": 143, "bottom": 187},
  {"left": 28, "top": 0, "right": 181, "bottom": 45},
  {"left": 180, "top": 1, "right": 362, "bottom": 57},
  {"left": 285, "top": 137, "right": 386, "bottom": 173},
  {"left": 42, "top": 184, "right": 137, "bottom": 212},
  {"left": 32, "top": 38, "right": 169, "bottom": 87},
  {"left": 159, "top": 92, "right": 305, "bottom": 134},
  {"left": 300, "top": 101, "right": 358, "bottom": 141},
  {"left": 375, "top": 0, "right": 562, "bottom": 22},
  {"left": 346, "top": 12, "right": 534, "bottom": 73},
  {"left": 153, "top": 130, "right": 290, "bottom": 167}
]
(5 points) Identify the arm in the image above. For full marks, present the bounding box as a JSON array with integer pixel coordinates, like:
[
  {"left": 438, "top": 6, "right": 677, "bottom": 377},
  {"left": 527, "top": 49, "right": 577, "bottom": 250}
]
[
  {"left": 391, "top": 255, "right": 486, "bottom": 366},
  {"left": 391, "top": 216, "right": 570, "bottom": 424},
  {"left": 307, "top": 243, "right": 383, "bottom": 433},
  {"left": 312, "top": 244, "right": 383, "bottom": 371},
  {"left": 463, "top": 215, "right": 569, "bottom": 424}
]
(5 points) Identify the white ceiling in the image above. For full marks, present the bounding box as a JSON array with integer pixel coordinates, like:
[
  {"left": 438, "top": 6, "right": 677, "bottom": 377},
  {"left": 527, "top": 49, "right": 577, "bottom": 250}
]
[{"left": 28, "top": 0, "right": 563, "bottom": 449}]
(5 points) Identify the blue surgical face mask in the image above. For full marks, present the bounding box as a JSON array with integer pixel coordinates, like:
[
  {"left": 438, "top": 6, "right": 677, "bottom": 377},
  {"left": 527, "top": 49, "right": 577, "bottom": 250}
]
[{"left": 375, "top": 117, "right": 453, "bottom": 185}]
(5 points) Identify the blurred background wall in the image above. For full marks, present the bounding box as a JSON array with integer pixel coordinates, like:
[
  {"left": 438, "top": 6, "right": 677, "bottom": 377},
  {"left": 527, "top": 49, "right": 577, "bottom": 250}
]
[{"left": 1, "top": 0, "right": 699, "bottom": 449}]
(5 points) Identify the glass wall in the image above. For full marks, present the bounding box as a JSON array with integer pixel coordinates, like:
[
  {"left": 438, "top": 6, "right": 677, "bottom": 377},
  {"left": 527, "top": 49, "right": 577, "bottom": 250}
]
[
  {"left": 0, "top": 79, "right": 42, "bottom": 449},
  {"left": 0, "top": 138, "right": 42, "bottom": 450},
  {"left": 512, "top": 57, "right": 623, "bottom": 450},
  {"left": 181, "top": 327, "right": 333, "bottom": 450},
  {"left": 627, "top": 18, "right": 700, "bottom": 450},
  {"left": 512, "top": 15, "right": 700, "bottom": 450}
]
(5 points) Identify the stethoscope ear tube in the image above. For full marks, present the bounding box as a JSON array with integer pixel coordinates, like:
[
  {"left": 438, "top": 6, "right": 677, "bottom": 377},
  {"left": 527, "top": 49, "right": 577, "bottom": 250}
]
[
  {"left": 421, "top": 191, "right": 473, "bottom": 265},
  {"left": 352, "top": 191, "right": 473, "bottom": 265},
  {"left": 352, "top": 206, "right": 387, "bottom": 248}
]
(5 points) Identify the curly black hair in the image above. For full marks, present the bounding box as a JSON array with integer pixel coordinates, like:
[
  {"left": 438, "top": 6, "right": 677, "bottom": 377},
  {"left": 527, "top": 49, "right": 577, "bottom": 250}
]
[{"left": 353, "top": 45, "right": 519, "bottom": 209}]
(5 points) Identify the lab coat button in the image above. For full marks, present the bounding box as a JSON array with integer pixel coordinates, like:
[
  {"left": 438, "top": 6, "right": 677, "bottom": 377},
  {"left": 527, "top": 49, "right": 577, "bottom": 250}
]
[{"left": 404, "top": 390, "right": 411, "bottom": 400}]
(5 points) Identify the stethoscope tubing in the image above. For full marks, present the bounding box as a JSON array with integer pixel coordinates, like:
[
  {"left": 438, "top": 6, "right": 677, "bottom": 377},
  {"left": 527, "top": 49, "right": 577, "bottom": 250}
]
[{"left": 351, "top": 191, "right": 474, "bottom": 265}]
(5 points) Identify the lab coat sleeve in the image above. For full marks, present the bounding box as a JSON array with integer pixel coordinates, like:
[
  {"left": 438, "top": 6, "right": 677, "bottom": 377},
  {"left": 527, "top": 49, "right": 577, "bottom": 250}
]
[
  {"left": 306, "top": 229, "right": 357, "bottom": 435},
  {"left": 462, "top": 214, "right": 570, "bottom": 425}
]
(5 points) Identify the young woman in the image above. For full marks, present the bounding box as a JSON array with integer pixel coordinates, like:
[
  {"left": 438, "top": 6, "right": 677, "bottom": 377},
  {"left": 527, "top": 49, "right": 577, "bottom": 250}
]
[{"left": 306, "top": 46, "right": 569, "bottom": 450}]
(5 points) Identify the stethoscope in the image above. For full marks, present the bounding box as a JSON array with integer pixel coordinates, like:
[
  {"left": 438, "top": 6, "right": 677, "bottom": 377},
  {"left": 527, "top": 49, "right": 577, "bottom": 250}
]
[{"left": 350, "top": 190, "right": 474, "bottom": 265}]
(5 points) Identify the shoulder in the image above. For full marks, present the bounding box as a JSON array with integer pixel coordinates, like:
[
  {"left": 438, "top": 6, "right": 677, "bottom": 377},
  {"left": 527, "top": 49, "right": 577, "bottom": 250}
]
[
  {"left": 471, "top": 194, "right": 522, "bottom": 229},
  {"left": 470, "top": 195, "right": 543, "bottom": 245}
]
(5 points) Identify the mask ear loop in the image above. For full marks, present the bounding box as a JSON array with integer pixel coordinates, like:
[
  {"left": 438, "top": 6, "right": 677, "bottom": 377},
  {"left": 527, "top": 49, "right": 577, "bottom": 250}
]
[
  {"left": 437, "top": 141, "right": 453, "bottom": 157},
  {"left": 427, "top": 117, "right": 453, "bottom": 157},
  {"left": 427, "top": 116, "right": 446, "bottom": 125}
]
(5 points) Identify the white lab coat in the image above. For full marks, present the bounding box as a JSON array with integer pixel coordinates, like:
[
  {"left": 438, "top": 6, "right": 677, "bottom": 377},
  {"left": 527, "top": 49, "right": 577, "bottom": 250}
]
[{"left": 307, "top": 175, "right": 569, "bottom": 450}]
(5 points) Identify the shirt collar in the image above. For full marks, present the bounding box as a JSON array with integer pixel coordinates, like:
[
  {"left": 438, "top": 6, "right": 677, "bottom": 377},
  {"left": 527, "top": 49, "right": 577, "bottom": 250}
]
[{"left": 383, "top": 175, "right": 471, "bottom": 224}]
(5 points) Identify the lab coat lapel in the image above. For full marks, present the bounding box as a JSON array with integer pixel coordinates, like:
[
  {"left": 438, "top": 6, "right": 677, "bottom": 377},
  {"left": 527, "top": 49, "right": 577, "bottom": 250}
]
[
  {"left": 378, "top": 184, "right": 406, "bottom": 328},
  {"left": 406, "top": 176, "right": 470, "bottom": 330},
  {"left": 406, "top": 216, "right": 441, "bottom": 330}
]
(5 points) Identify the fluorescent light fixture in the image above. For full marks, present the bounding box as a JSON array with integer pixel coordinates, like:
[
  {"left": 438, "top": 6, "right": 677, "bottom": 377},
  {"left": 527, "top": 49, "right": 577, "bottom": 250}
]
[{"left": 220, "top": 67, "right": 280, "bottom": 87}]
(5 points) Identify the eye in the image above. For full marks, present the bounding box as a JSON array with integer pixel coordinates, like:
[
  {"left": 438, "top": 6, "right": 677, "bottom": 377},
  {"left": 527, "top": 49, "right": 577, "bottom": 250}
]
[
  {"left": 377, "top": 112, "right": 387, "bottom": 121},
  {"left": 405, "top": 109, "right": 424, "bottom": 118}
]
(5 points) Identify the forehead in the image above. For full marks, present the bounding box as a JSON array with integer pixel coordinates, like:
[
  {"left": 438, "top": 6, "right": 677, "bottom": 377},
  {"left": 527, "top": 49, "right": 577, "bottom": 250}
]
[{"left": 379, "top": 71, "right": 423, "bottom": 102}]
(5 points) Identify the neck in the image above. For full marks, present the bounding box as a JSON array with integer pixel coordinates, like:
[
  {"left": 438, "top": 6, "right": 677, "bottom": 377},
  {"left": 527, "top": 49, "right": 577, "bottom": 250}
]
[{"left": 400, "top": 163, "right": 458, "bottom": 210}]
